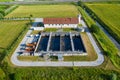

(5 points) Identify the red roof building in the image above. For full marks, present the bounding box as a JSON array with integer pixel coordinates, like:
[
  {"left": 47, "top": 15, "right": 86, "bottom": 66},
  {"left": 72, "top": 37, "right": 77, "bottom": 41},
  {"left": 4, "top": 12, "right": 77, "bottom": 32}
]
[{"left": 43, "top": 18, "right": 79, "bottom": 24}]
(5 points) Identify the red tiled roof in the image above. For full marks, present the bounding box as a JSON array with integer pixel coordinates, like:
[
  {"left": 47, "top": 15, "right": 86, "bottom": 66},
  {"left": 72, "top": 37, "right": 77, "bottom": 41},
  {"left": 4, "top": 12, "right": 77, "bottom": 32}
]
[{"left": 43, "top": 18, "right": 78, "bottom": 24}]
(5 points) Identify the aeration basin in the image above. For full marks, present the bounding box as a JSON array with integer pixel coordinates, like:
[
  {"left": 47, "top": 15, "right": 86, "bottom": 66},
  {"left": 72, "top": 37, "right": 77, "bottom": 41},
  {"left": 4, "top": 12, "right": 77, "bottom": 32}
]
[
  {"left": 72, "top": 35, "right": 86, "bottom": 52},
  {"left": 35, "top": 32, "right": 86, "bottom": 56},
  {"left": 36, "top": 35, "right": 49, "bottom": 52},
  {"left": 50, "top": 36, "right": 60, "bottom": 51}
]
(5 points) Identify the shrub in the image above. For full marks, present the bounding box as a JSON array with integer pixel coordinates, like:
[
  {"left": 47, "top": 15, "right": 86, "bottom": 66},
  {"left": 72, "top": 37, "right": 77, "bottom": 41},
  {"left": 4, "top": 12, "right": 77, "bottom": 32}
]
[
  {"left": 78, "top": 24, "right": 82, "bottom": 27},
  {"left": 0, "top": 13, "right": 4, "bottom": 18},
  {"left": 0, "top": 68, "right": 5, "bottom": 80},
  {"left": 0, "top": 11, "right": 5, "bottom": 16},
  {"left": 110, "top": 73, "right": 117, "bottom": 80},
  {"left": 90, "top": 24, "right": 100, "bottom": 34}
]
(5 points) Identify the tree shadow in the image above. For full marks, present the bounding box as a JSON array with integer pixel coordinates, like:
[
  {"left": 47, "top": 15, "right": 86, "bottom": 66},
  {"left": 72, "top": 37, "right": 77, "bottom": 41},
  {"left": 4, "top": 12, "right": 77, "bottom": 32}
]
[
  {"left": 9, "top": 73, "right": 15, "bottom": 80},
  {"left": 100, "top": 74, "right": 110, "bottom": 80},
  {"left": 0, "top": 47, "right": 5, "bottom": 49}
]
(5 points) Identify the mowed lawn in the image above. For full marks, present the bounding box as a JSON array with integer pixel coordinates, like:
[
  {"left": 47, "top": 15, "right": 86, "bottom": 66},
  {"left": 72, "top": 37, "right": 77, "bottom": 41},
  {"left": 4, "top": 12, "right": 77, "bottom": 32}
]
[
  {"left": 86, "top": 4, "right": 120, "bottom": 43},
  {"left": 5, "top": 5, "right": 79, "bottom": 18},
  {"left": 0, "top": 21, "right": 28, "bottom": 53}
]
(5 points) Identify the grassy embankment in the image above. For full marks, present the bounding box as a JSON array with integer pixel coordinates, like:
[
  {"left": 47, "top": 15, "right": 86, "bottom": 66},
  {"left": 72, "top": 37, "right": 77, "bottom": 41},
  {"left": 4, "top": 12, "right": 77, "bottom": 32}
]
[
  {"left": 0, "top": 20, "right": 29, "bottom": 80},
  {"left": 77, "top": 5, "right": 120, "bottom": 69},
  {"left": 86, "top": 3, "right": 120, "bottom": 44},
  {"left": 0, "top": 21, "right": 29, "bottom": 53}
]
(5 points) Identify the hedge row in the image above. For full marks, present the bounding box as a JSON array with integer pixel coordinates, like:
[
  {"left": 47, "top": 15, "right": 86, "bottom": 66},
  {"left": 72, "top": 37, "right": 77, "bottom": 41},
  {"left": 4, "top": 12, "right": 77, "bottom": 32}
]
[
  {"left": 0, "top": 5, "right": 18, "bottom": 18},
  {"left": 0, "top": 17, "right": 34, "bottom": 21},
  {"left": 4, "top": 5, "right": 18, "bottom": 15}
]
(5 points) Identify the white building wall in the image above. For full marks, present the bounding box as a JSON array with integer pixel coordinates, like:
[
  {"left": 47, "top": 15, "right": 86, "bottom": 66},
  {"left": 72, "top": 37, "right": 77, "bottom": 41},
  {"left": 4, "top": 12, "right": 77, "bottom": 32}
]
[
  {"left": 78, "top": 14, "right": 81, "bottom": 24},
  {"left": 44, "top": 24, "right": 78, "bottom": 28},
  {"left": 31, "top": 27, "right": 44, "bottom": 30}
]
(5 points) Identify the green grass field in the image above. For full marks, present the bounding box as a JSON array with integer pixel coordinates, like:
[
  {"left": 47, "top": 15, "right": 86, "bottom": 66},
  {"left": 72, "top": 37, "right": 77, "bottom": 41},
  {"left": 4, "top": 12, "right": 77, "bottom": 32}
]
[
  {"left": 5, "top": 5, "right": 79, "bottom": 18},
  {"left": 12, "top": 67, "right": 120, "bottom": 80},
  {"left": 86, "top": 4, "right": 120, "bottom": 43},
  {"left": 0, "top": 21, "right": 29, "bottom": 53}
]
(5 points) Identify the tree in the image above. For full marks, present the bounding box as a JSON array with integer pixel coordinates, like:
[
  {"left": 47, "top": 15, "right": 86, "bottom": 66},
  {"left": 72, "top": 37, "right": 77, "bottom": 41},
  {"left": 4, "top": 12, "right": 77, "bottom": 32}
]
[
  {"left": 30, "top": 14, "right": 33, "bottom": 18},
  {"left": 29, "top": 14, "right": 33, "bottom": 25},
  {"left": 90, "top": 24, "right": 100, "bottom": 34},
  {"left": 77, "top": 0, "right": 84, "bottom": 8}
]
